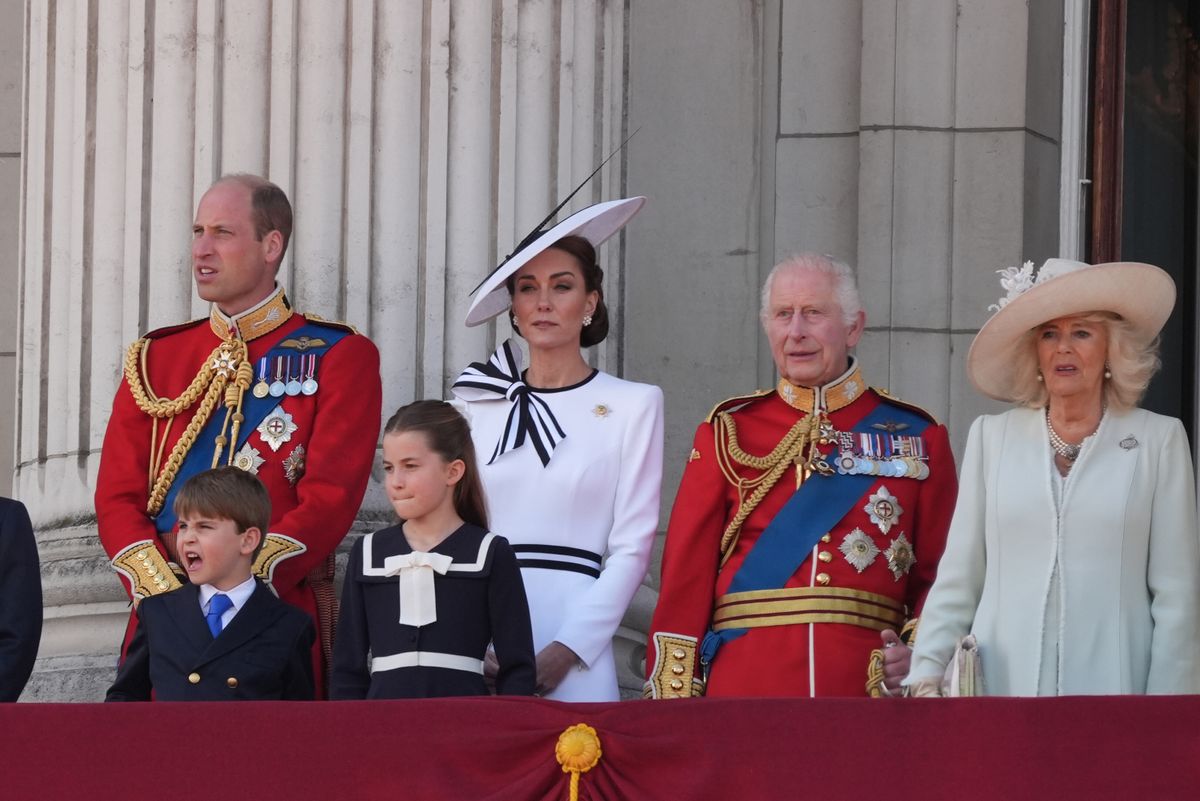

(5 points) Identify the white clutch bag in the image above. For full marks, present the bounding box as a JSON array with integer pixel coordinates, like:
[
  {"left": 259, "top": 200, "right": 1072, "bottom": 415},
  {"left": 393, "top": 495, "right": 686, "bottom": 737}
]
[{"left": 942, "top": 634, "right": 984, "bottom": 697}]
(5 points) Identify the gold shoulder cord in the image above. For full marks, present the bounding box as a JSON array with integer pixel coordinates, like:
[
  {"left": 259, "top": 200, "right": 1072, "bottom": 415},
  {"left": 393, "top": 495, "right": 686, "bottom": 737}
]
[
  {"left": 712, "top": 411, "right": 815, "bottom": 566},
  {"left": 123, "top": 337, "right": 251, "bottom": 516}
]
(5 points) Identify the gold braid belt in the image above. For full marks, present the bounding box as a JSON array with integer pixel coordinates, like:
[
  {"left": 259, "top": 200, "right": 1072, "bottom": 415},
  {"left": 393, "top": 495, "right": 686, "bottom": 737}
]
[
  {"left": 122, "top": 337, "right": 253, "bottom": 516},
  {"left": 712, "top": 410, "right": 834, "bottom": 566}
]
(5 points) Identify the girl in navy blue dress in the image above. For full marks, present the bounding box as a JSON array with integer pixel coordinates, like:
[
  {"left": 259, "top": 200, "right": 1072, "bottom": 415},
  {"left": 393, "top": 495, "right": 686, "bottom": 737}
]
[{"left": 330, "top": 400, "right": 535, "bottom": 698}]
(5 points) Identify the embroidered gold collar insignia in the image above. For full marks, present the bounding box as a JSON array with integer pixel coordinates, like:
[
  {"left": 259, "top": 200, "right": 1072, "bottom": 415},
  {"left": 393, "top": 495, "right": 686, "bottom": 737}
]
[
  {"left": 209, "top": 287, "right": 293, "bottom": 342},
  {"left": 777, "top": 361, "right": 867, "bottom": 414}
]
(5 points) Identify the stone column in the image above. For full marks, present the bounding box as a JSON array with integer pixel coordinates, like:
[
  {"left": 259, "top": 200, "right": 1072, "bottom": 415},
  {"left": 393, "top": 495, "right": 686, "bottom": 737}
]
[
  {"left": 17, "top": 0, "right": 631, "bottom": 700},
  {"left": 0, "top": 0, "right": 21, "bottom": 497},
  {"left": 854, "top": 0, "right": 1064, "bottom": 443}
]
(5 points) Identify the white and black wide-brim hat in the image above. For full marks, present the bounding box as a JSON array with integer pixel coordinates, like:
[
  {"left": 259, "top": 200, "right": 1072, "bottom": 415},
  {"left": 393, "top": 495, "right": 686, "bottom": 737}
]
[
  {"left": 464, "top": 196, "right": 646, "bottom": 327},
  {"left": 967, "top": 258, "right": 1176, "bottom": 401}
]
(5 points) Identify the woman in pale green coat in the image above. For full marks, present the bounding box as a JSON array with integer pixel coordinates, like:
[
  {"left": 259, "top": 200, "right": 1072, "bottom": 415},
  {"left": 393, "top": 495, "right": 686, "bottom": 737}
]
[{"left": 906, "top": 258, "right": 1200, "bottom": 696}]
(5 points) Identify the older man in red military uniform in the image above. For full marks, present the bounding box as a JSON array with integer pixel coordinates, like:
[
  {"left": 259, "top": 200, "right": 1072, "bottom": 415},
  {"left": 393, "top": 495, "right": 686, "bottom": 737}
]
[
  {"left": 95, "top": 175, "right": 381, "bottom": 695},
  {"left": 646, "top": 253, "right": 956, "bottom": 698}
]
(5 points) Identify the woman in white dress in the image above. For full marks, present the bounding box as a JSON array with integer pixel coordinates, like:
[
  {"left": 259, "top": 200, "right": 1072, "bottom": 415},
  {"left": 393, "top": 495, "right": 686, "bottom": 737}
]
[
  {"left": 905, "top": 258, "right": 1200, "bottom": 696},
  {"left": 452, "top": 198, "right": 664, "bottom": 701}
]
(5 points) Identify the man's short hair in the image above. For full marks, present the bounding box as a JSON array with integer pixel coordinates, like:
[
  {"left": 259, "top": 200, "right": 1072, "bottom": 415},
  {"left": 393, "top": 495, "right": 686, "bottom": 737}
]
[
  {"left": 173, "top": 467, "right": 271, "bottom": 558},
  {"left": 214, "top": 174, "right": 293, "bottom": 267},
  {"left": 759, "top": 253, "right": 863, "bottom": 327}
]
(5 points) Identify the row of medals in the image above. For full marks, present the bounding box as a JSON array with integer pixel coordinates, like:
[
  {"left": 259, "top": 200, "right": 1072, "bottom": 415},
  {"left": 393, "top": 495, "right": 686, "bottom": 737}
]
[
  {"left": 837, "top": 451, "right": 930, "bottom": 480},
  {"left": 251, "top": 355, "right": 319, "bottom": 399},
  {"left": 826, "top": 423, "right": 931, "bottom": 480}
]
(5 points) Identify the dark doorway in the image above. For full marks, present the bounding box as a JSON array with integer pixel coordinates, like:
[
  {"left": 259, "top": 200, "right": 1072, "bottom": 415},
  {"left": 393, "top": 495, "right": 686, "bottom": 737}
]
[{"left": 1092, "top": 0, "right": 1199, "bottom": 429}]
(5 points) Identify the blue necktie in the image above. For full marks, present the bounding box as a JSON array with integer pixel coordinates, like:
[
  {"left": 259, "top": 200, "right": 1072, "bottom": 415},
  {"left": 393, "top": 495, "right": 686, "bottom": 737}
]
[{"left": 205, "top": 593, "right": 233, "bottom": 638}]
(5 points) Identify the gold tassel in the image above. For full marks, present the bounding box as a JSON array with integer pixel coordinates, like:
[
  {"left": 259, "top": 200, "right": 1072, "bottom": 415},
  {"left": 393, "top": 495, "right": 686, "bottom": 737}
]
[{"left": 556, "top": 724, "right": 602, "bottom": 801}]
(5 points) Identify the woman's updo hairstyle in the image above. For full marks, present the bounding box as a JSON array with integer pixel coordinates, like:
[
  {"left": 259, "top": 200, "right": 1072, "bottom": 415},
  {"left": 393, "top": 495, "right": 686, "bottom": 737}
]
[{"left": 506, "top": 235, "right": 610, "bottom": 347}]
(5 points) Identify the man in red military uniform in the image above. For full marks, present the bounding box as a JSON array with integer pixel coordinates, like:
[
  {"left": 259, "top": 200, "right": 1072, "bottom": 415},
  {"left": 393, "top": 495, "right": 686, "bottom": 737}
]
[
  {"left": 95, "top": 175, "right": 381, "bottom": 695},
  {"left": 646, "top": 253, "right": 957, "bottom": 698}
]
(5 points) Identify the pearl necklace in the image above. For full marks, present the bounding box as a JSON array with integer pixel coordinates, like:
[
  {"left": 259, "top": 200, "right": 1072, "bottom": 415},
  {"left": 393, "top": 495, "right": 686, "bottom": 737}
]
[{"left": 1045, "top": 406, "right": 1104, "bottom": 463}]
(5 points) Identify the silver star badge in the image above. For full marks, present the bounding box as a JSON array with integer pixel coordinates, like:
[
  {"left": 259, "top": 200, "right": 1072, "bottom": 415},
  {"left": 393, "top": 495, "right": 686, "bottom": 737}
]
[
  {"left": 232, "top": 443, "right": 265, "bottom": 475},
  {"left": 839, "top": 528, "right": 881, "bottom": 573},
  {"left": 864, "top": 485, "right": 903, "bottom": 535},
  {"left": 257, "top": 406, "right": 298, "bottom": 452},
  {"left": 283, "top": 445, "right": 307, "bottom": 486},
  {"left": 884, "top": 532, "right": 916, "bottom": 580}
]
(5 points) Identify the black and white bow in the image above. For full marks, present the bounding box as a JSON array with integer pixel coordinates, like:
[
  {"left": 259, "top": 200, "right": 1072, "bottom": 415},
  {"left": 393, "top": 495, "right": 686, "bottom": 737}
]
[{"left": 451, "top": 341, "right": 566, "bottom": 467}]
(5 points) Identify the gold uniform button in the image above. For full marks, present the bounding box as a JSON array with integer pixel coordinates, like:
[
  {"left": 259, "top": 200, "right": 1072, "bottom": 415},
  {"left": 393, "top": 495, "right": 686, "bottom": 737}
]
[
  {"left": 135, "top": 550, "right": 147, "bottom": 560},
  {"left": 818, "top": 551, "right": 833, "bottom": 563},
  {"left": 820, "top": 534, "right": 831, "bottom": 544},
  {"left": 226, "top": 677, "right": 239, "bottom": 688},
  {"left": 669, "top": 679, "right": 684, "bottom": 691},
  {"left": 147, "top": 565, "right": 158, "bottom": 575},
  {"left": 816, "top": 573, "right": 831, "bottom": 585},
  {"left": 188, "top": 672, "right": 201, "bottom": 684},
  {"left": 671, "top": 664, "right": 685, "bottom": 675},
  {"left": 672, "top": 649, "right": 686, "bottom": 660}
]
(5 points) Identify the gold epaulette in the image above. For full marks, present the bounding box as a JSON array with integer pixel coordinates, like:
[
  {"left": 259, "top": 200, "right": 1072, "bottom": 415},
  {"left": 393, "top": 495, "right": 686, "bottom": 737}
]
[
  {"left": 645, "top": 633, "right": 703, "bottom": 699},
  {"left": 301, "top": 312, "right": 360, "bottom": 336},
  {"left": 703, "top": 389, "right": 774, "bottom": 424},
  {"left": 111, "top": 540, "right": 183, "bottom": 602},
  {"left": 252, "top": 533, "right": 308, "bottom": 591},
  {"left": 872, "top": 387, "right": 941, "bottom": 426}
]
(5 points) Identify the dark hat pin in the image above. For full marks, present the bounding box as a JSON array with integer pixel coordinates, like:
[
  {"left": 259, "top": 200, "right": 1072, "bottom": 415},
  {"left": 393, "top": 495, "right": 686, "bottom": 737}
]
[{"left": 469, "top": 128, "right": 640, "bottom": 296}]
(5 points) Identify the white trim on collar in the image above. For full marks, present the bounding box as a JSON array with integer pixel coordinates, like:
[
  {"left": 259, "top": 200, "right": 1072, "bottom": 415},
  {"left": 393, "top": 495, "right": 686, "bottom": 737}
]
[{"left": 360, "top": 530, "right": 497, "bottom": 576}]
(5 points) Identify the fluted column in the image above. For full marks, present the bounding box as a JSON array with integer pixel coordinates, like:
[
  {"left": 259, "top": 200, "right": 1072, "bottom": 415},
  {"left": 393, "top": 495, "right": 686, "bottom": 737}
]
[{"left": 17, "top": 0, "right": 632, "bottom": 700}]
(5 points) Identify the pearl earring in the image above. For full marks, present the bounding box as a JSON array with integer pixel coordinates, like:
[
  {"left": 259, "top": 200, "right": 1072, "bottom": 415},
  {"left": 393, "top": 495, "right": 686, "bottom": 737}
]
[
  {"left": 583, "top": 314, "right": 594, "bottom": 327},
  {"left": 1036, "top": 372, "right": 1043, "bottom": 382}
]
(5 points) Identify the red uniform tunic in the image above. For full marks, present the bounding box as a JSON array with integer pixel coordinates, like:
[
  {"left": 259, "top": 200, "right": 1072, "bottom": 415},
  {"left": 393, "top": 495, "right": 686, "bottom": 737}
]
[
  {"left": 95, "top": 288, "right": 382, "bottom": 693},
  {"left": 647, "top": 363, "right": 956, "bottom": 697}
]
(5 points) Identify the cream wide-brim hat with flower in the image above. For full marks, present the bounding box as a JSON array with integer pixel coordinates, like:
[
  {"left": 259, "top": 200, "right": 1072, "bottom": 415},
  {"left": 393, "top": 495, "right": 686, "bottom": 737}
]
[{"left": 967, "top": 258, "right": 1176, "bottom": 402}]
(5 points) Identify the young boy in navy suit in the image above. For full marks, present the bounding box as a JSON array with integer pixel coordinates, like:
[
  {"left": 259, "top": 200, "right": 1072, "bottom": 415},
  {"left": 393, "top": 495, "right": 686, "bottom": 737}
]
[{"left": 106, "top": 467, "right": 314, "bottom": 701}]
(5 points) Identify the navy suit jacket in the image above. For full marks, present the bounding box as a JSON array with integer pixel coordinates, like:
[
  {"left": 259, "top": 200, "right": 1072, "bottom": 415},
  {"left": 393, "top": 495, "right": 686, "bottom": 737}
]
[
  {"left": 0, "top": 498, "right": 42, "bottom": 702},
  {"left": 106, "top": 580, "right": 314, "bottom": 701}
]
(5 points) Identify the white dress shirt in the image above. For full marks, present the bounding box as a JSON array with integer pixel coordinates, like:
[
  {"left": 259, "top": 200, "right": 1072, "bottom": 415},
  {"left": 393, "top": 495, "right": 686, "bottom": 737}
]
[{"left": 198, "top": 575, "right": 257, "bottom": 631}]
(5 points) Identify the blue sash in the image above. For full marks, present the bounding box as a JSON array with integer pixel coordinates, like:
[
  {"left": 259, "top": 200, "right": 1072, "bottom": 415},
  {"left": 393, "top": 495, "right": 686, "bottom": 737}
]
[
  {"left": 152, "top": 323, "right": 348, "bottom": 534},
  {"left": 699, "top": 401, "right": 930, "bottom": 666}
]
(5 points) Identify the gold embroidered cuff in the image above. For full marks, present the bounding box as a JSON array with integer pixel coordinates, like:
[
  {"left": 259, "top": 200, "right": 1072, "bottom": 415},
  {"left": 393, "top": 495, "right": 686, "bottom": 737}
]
[
  {"left": 111, "top": 540, "right": 183, "bottom": 601},
  {"left": 252, "top": 533, "right": 308, "bottom": 590},
  {"left": 646, "top": 633, "right": 701, "bottom": 699},
  {"left": 900, "top": 617, "right": 919, "bottom": 647}
]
